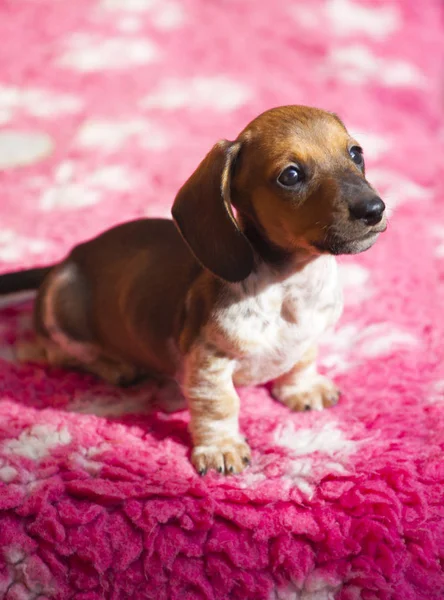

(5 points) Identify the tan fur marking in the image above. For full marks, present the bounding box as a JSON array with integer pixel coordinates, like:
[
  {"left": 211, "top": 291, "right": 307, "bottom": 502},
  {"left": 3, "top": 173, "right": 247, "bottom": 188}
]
[
  {"left": 273, "top": 345, "right": 340, "bottom": 411},
  {"left": 183, "top": 341, "right": 250, "bottom": 474}
]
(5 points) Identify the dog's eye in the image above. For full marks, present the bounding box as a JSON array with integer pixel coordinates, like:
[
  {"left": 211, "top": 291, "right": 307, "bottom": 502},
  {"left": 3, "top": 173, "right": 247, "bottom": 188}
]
[
  {"left": 349, "top": 145, "right": 364, "bottom": 167},
  {"left": 277, "top": 165, "right": 303, "bottom": 187}
]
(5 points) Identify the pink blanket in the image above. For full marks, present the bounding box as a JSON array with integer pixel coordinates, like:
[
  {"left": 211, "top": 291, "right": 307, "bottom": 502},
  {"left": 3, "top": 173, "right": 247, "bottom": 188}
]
[{"left": 1, "top": 0, "right": 444, "bottom": 598}]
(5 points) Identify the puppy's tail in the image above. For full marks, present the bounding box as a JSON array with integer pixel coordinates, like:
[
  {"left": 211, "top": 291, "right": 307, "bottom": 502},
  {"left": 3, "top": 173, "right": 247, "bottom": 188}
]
[{"left": 0, "top": 266, "right": 52, "bottom": 295}]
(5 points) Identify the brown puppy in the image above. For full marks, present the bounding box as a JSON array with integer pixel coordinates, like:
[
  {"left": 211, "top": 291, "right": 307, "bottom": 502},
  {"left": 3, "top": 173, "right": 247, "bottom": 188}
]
[{"left": 0, "top": 106, "right": 386, "bottom": 475}]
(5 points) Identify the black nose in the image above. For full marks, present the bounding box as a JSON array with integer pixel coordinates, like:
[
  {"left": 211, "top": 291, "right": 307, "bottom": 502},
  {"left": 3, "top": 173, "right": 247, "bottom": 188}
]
[{"left": 350, "top": 196, "right": 385, "bottom": 226}]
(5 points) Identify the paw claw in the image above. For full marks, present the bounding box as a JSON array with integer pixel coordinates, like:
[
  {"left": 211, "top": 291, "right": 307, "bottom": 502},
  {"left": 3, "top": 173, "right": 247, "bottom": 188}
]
[
  {"left": 274, "top": 375, "right": 341, "bottom": 412},
  {"left": 192, "top": 440, "right": 251, "bottom": 476}
]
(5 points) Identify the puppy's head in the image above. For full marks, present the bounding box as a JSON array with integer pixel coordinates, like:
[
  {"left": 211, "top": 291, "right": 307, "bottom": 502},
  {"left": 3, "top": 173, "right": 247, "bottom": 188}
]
[{"left": 172, "top": 105, "right": 386, "bottom": 282}]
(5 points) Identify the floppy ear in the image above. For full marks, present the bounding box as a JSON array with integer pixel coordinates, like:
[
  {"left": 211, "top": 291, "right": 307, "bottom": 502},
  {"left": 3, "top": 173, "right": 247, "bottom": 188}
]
[{"left": 172, "top": 140, "right": 254, "bottom": 282}]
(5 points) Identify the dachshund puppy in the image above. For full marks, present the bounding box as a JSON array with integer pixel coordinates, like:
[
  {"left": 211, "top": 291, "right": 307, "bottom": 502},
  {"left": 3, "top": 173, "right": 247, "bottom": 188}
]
[{"left": 0, "top": 106, "right": 386, "bottom": 475}]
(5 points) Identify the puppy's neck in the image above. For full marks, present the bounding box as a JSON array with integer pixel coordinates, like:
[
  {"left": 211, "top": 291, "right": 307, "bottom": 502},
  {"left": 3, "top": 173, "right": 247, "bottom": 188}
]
[{"left": 239, "top": 214, "right": 323, "bottom": 282}]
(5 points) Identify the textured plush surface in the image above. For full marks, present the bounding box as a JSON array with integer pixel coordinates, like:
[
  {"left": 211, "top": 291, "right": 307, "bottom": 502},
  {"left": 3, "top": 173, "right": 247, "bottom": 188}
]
[{"left": 1, "top": 0, "right": 444, "bottom": 598}]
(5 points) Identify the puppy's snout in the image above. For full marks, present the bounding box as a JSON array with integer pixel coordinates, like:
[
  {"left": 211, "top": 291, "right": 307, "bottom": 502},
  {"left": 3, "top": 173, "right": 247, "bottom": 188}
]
[{"left": 349, "top": 196, "right": 385, "bottom": 226}]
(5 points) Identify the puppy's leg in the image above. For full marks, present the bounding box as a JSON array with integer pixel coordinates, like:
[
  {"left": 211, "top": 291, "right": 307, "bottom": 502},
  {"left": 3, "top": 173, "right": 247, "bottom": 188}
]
[
  {"left": 38, "top": 263, "right": 140, "bottom": 386},
  {"left": 83, "top": 356, "right": 143, "bottom": 387},
  {"left": 48, "top": 348, "right": 141, "bottom": 386},
  {"left": 17, "top": 335, "right": 138, "bottom": 386},
  {"left": 184, "top": 344, "right": 250, "bottom": 475},
  {"left": 15, "top": 338, "right": 49, "bottom": 364},
  {"left": 272, "top": 346, "right": 340, "bottom": 411}
]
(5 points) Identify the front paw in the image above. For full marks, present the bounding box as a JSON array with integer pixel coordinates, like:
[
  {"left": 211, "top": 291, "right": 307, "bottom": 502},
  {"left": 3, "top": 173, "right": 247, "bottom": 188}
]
[
  {"left": 192, "top": 438, "right": 251, "bottom": 475},
  {"left": 273, "top": 375, "right": 340, "bottom": 412}
]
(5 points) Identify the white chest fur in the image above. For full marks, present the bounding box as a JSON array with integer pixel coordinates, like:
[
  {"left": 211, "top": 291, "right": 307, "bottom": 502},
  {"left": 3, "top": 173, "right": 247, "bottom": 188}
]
[{"left": 214, "top": 256, "right": 343, "bottom": 386}]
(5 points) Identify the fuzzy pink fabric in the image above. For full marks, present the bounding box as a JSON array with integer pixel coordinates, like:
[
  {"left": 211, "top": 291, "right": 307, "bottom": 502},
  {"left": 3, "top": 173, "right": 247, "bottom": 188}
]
[{"left": 1, "top": 0, "right": 444, "bottom": 598}]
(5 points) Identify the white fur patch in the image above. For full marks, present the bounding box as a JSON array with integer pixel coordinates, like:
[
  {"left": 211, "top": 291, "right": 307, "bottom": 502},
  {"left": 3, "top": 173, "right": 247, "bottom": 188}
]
[
  {"left": 3, "top": 425, "right": 71, "bottom": 460},
  {"left": 216, "top": 257, "right": 343, "bottom": 386}
]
